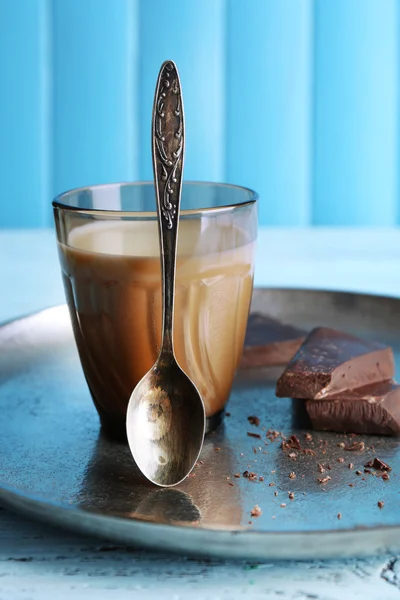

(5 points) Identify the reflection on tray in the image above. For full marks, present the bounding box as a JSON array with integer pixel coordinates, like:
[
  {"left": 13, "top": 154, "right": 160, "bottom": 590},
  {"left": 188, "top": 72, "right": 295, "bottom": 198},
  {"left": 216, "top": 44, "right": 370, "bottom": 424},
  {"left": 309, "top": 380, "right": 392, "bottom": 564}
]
[{"left": 74, "top": 430, "right": 243, "bottom": 528}]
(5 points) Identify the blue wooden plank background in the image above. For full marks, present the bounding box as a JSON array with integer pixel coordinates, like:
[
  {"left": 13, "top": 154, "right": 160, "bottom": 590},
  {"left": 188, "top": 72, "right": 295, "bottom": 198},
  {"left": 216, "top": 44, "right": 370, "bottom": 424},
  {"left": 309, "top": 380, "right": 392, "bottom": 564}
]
[{"left": 0, "top": 0, "right": 398, "bottom": 228}]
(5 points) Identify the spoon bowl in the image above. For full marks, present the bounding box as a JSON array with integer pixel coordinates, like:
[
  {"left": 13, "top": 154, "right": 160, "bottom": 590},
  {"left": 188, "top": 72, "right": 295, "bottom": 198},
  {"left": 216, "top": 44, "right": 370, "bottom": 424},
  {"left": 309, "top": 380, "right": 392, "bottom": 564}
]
[{"left": 127, "top": 356, "right": 205, "bottom": 486}]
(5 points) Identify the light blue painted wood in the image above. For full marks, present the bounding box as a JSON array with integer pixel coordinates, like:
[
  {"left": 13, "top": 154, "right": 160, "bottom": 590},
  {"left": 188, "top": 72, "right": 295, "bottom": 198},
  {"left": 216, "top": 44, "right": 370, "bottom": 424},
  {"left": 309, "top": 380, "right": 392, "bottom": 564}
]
[
  {"left": 313, "top": 0, "right": 398, "bottom": 226},
  {"left": 52, "top": 0, "right": 139, "bottom": 201},
  {"left": 0, "top": 0, "right": 51, "bottom": 228},
  {"left": 1, "top": 1, "right": 400, "bottom": 229},
  {"left": 138, "top": 0, "right": 226, "bottom": 182},
  {"left": 226, "top": 0, "right": 313, "bottom": 226}
]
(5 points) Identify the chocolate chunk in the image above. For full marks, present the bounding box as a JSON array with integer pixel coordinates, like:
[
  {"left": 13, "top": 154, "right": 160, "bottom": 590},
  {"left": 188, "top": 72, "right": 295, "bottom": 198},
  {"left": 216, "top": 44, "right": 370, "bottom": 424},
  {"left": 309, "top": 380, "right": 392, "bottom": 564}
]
[
  {"left": 241, "top": 314, "right": 306, "bottom": 368},
  {"left": 251, "top": 504, "right": 262, "bottom": 517},
  {"left": 247, "top": 431, "right": 262, "bottom": 439},
  {"left": 317, "top": 476, "right": 331, "bottom": 485},
  {"left": 281, "top": 435, "right": 301, "bottom": 451},
  {"left": 364, "top": 458, "right": 392, "bottom": 471},
  {"left": 306, "top": 381, "right": 400, "bottom": 435},
  {"left": 276, "top": 327, "right": 394, "bottom": 399},
  {"left": 344, "top": 441, "right": 365, "bottom": 452}
]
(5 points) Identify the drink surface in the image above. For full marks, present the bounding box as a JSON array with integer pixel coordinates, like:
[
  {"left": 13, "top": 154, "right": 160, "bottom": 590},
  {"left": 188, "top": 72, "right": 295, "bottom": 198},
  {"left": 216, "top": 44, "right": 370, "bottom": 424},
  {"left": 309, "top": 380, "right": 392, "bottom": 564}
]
[{"left": 59, "top": 218, "right": 255, "bottom": 424}]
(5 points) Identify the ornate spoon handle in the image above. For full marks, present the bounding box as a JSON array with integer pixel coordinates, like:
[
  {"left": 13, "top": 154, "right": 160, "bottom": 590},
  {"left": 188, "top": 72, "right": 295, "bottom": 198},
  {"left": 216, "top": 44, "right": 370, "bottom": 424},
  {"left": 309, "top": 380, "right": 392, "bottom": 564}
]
[{"left": 152, "top": 60, "right": 185, "bottom": 356}]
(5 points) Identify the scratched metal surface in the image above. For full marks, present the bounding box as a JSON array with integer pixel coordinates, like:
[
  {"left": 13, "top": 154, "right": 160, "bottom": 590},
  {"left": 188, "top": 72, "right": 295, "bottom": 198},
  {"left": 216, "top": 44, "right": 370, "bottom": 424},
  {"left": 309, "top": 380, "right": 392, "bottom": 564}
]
[{"left": 0, "top": 289, "right": 400, "bottom": 560}]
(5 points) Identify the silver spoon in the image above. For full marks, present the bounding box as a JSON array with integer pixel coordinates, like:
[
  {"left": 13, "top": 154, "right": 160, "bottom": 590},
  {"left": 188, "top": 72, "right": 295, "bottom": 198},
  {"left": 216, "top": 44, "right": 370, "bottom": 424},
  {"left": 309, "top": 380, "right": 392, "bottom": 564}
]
[{"left": 126, "top": 60, "right": 206, "bottom": 487}]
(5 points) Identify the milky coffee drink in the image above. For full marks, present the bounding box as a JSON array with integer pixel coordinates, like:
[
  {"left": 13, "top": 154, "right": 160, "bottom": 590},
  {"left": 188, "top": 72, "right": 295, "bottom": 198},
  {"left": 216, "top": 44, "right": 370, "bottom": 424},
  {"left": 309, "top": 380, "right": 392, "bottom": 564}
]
[{"left": 58, "top": 217, "right": 255, "bottom": 437}]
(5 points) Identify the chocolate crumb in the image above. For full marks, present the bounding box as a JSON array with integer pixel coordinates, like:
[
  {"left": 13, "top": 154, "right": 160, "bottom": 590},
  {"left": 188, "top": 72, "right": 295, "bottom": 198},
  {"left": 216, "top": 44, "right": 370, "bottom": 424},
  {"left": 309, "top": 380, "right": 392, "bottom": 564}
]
[
  {"left": 337, "top": 513, "right": 342, "bottom": 520},
  {"left": 228, "top": 482, "right": 234, "bottom": 487},
  {"left": 348, "top": 483, "right": 354, "bottom": 487},
  {"left": 248, "top": 415, "right": 260, "bottom": 426},
  {"left": 364, "top": 469, "right": 372, "bottom": 474},
  {"left": 247, "top": 431, "right": 262, "bottom": 439},
  {"left": 269, "top": 482, "right": 275, "bottom": 487},
  {"left": 337, "top": 458, "right": 345, "bottom": 463},
  {"left": 281, "top": 435, "right": 301, "bottom": 451},
  {"left": 378, "top": 501, "right": 384, "bottom": 509},
  {"left": 259, "top": 476, "right": 264, "bottom": 482},
  {"left": 243, "top": 470, "right": 249, "bottom": 478},
  {"left": 364, "top": 458, "right": 392, "bottom": 471},
  {"left": 251, "top": 504, "right": 262, "bottom": 517},
  {"left": 248, "top": 472, "right": 258, "bottom": 481},
  {"left": 288, "top": 491, "right": 295, "bottom": 500},
  {"left": 355, "top": 470, "right": 362, "bottom": 476},
  {"left": 318, "top": 464, "right": 326, "bottom": 474},
  {"left": 305, "top": 433, "right": 313, "bottom": 441},
  {"left": 267, "top": 429, "right": 281, "bottom": 442},
  {"left": 326, "top": 464, "right": 333, "bottom": 470},
  {"left": 289, "top": 471, "right": 296, "bottom": 479},
  {"left": 280, "top": 503, "right": 286, "bottom": 508},
  {"left": 382, "top": 472, "right": 390, "bottom": 481},
  {"left": 274, "top": 491, "right": 278, "bottom": 497},
  {"left": 303, "top": 448, "right": 316, "bottom": 456},
  {"left": 344, "top": 441, "right": 365, "bottom": 452},
  {"left": 317, "top": 476, "right": 331, "bottom": 485},
  {"left": 348, "top": 463, "right": 354, "bottom": 469},
  {"left": 248, "top": 521, "right": 253, "bottom": 525},
  {"left": 234, "top": 472, "right": 241, "bottom": 478},
  {"left": 215, "top": 447, "right": 221, "bottom": 451}
]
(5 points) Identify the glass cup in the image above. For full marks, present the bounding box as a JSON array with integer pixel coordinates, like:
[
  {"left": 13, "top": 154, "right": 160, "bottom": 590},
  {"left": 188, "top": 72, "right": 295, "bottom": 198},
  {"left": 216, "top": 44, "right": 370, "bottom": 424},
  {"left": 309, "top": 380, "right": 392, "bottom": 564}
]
[{"left": 53, "top": 182, "right": 258, "bottom": 439}]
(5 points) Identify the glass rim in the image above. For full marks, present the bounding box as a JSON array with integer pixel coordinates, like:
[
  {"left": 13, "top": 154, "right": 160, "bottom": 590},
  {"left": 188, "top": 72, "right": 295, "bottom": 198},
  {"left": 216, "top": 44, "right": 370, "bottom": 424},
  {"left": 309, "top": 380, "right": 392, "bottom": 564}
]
[{"left": 52, "top": 180, "right": 258, "bottom": 217}]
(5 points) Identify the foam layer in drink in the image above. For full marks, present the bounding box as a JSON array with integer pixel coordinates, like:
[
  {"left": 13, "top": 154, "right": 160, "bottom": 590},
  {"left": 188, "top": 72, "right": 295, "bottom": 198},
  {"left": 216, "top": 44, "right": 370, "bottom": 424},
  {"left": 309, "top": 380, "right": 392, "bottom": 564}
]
[{"left": 59, "top": 218, "right": 255, "bottom": 426}]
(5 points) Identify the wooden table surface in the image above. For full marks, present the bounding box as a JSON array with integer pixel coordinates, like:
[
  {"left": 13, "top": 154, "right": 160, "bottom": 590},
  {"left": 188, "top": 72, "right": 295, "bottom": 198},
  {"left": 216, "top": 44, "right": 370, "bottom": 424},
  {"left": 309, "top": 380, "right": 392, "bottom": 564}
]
[{"left": 1, "top": 227, "right": 400, "bottom": 599}]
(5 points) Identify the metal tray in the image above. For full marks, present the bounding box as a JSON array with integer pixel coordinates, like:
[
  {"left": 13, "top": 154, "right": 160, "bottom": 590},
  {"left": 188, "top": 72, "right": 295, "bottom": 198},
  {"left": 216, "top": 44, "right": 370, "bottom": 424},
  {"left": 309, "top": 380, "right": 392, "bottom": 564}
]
[{"left": 1, "top": 289, "right": 400, "bottom": 561}]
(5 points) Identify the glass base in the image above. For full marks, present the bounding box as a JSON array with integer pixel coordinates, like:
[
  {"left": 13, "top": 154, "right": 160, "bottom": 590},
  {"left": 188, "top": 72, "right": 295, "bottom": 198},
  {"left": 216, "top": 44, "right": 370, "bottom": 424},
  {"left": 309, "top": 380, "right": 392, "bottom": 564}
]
[{"left": 205, "top": 409, "right": 224, "bottom": 434}]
